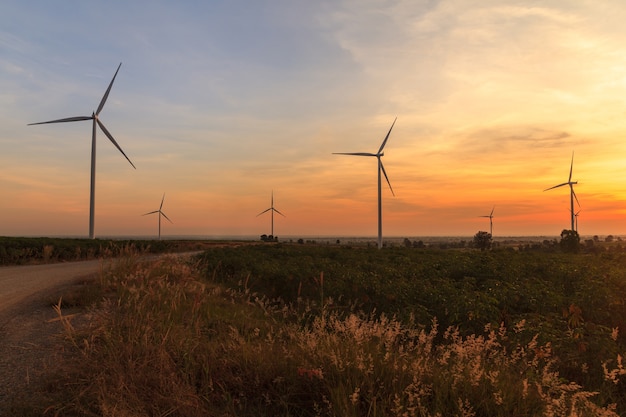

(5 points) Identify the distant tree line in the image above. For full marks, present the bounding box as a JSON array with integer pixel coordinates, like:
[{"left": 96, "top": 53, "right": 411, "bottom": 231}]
[{"left": 269, "top": 231, "right": 626, "bottom": 254}]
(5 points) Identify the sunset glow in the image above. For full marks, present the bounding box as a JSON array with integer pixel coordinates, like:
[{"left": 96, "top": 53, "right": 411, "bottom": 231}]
[{"left": 2, "top": 1, "right": 626, "bottom": 238}]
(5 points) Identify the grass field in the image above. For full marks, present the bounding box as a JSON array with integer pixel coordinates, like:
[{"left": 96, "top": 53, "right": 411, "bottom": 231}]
[{"left": 6, "top": 241, "right": 626, "bottom": 416}]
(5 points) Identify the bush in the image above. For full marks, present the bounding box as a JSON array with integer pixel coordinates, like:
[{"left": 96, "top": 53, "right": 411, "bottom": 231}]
[
  {"left": 473, "top": 231, "right": 492, "bottom": 251},
  {"left": 560, "top": 229, "right": 581, "bottom": 253}
]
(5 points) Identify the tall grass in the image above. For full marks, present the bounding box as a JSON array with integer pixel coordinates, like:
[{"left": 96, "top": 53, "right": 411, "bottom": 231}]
[{"left": 38, "top": 247, "right": 624, "bottom": 416}]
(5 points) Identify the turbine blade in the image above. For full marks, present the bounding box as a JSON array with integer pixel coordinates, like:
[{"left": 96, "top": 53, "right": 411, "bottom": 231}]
[
  {"left": 273, "top": 208, "right": 286, "bottom": 217},
  {"left": 569, "top": 151, "right": 574, "bottom": 182},
  {"left": 572, "top": 187, "right": 581, "bottom": 207},
  {"left": 257, "top": 208, "right": 271, "bottom": 216},
  {"left": 97, "top": 119, "right": 136, "bottom": 169},
  {"left": 490, "top": 206, "right": 495, "bottom": 216},
  {"left": 378, "top": 117, "right": 397, "bottom": 154},
  {"left": 143, "top": 210, "right": 159, "bottom": 216},
  {"left": 380, "top": 161, "right": 395, "bottom": 196},
  {"left": 28, "top": 116, "right": 93, "bottom": 125},
  {"left": 544, "top": 182, "right": 568, "bottom": 191},
  {"left": 161, "top": 211, "right": 173, "bottom": 223},
  {"left": 160, "top": 193, "right": 165, "bottom": 210},
  {"left": 332, "top": 152, "right": 376, "bottom": 157},
  {"left": 96, "top": 63, "right": 122, "bottom": 116}
]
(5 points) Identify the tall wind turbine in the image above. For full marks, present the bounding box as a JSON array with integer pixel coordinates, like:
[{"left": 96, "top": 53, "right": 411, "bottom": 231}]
[
  {"left": 257, "top": 191, "right": 285, "bottom": 238},
  {"left": 479, "top": 206, "right": 495, "bottom": 236},
  {"left": 333, "top": 117, "right": 396, "bottom": 249},
  {"left": 544, "top": 151, "right": 579, "bottom": 231},
  {"left": 143, "top": 193, "right": 172, "bottom": 240},
  {"left": 28, "top": 63, "right": 135, "bottom": 239}
]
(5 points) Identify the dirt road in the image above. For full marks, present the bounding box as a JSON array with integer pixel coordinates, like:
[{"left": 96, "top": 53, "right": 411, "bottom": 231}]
[
  {"left": 0, "top": 258, "right": 110, "bottom": 411},
  {"left": 0, "top": 252, "right": 204, "bottom": 412},
  {"left": 0, "top": 251, "right": 204, "bottom": 318},
  {"left": 0, "top": 259, "right": 106, "bottom": 317}
]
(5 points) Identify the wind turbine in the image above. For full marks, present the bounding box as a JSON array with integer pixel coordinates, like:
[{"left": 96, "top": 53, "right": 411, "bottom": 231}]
[
  {"left": 28, "top": 63, "right": 135, "bottom": 239},
  {"left": 571, "top": 208, "right": 581, "bottom": 233},
  {"left": 479, "top": 206, "right": 495, "bottom": 236},
  {"left": 544, "top": 151, "right": 579, "bottom": 231},
  {"left": 333, "top": 117, "right": 396, "bottom": 249},
  {"left": 143, "top": 193, "right": 172, "bottom": 240},
  {"left": 257, "top": 191, "right": 285, "bottom": 239}
]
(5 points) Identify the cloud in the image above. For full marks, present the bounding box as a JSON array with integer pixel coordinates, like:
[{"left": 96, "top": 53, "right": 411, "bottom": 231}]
[{"left": 452, "top": 126, "right": 572, "bottom": 156}]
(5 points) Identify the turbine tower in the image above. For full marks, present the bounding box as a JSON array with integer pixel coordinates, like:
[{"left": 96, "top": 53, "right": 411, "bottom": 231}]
[
  {"left": 544, "top": 151, "right": 579, "bottom": 231},
  {"left": 333, "top": 117, "right": 396, "bottom": 249},
  {"left": 143, "top": 193, "right": 172, "bottom": 240},
  {"left": 28, "top": 63, "right": 135, "bottom": 239},
  {"left": 479, "top": 206, "right": 495, "bottom": 236},
  {"left": 257, "top": 191, "right": 285, "bottom": 238}
]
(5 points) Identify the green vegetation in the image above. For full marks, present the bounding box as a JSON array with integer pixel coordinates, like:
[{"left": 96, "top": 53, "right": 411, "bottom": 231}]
[{"left": 8, "top": 243, "right": 626, "bottom": 415}]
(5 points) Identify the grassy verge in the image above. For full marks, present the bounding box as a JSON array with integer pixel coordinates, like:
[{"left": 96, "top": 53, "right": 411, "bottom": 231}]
[{"left": 8, "top": 245, "right": 626, "bottom": 416}]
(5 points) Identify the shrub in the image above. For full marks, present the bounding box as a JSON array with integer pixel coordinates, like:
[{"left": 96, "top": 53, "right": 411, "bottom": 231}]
[
  {"left": 473, "top": 231, "right": 492, "bottom": 251},
  {"left": 561, "top": 229, "right": 581, "bottom": 253}
]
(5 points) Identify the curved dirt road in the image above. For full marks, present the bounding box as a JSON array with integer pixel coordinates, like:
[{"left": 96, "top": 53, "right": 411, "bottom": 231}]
[
  {"left": 0, "top": 259, "right": 107, "bottom": 316},
  {"left": 0, "top": 251, "right": 203, "bottom": 318},
  {"left": 0, "top": 252, "right": 204, "bottom": 411}
]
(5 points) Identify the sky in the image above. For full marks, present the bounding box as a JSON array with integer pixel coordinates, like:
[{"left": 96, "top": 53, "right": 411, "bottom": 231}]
[{"left": 2, "top": 0, "right": 626, "bottom": 239}]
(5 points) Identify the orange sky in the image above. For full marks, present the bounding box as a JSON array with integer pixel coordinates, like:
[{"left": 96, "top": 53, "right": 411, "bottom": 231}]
[{"left": 1, "top": 1, "right": 626, "bottom": 239}]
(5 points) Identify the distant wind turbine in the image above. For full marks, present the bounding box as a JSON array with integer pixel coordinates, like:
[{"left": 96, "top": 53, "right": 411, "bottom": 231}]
[
  {"left": 570, "top": 208, "right": 581, "bottom": 233},
  {"left": 28, "top": 63, "right": 135, "bottom": 239},
  {"left": 544, "top": 151, "right": 580, "bottom": 231},
  {"left": 333, "top": 117, "right": 396, "bottom": 249},
  {"left": 479, "top": 206, "right": 495, "bottom": 236},
  {"left": 257, "top": 191, "right": 285, "bottom": 238},
  {"left": 143, "top": 193, "right": 172, "bottom": 240}
]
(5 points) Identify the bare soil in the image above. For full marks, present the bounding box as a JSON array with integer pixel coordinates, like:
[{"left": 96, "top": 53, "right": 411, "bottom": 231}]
[{"left": 0, "top": 275, "right": 97, "bottom": 415}]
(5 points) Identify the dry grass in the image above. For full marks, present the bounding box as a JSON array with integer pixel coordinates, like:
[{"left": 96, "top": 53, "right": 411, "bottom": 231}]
[{"left": 30, "top": 249, "right": 624, "bottom": 416}]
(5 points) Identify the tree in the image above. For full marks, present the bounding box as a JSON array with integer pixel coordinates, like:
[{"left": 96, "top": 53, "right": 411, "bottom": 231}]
[
  {"left": 473, "top": 231, "right": 492, "bottom": 251},
  {"left": 560, "top": 229, "right": 580, "bottom": 253}
]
